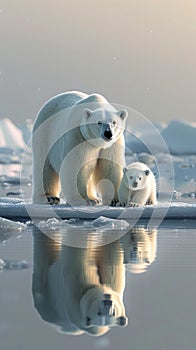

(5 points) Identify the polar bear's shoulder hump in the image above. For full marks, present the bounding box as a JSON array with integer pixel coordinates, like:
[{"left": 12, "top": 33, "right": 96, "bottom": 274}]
[{"left": 33, "top": 91, "right": 88, "bottom": 132}]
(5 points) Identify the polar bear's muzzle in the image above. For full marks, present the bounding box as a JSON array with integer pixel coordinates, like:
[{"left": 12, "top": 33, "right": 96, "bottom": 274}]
[{"left": 102, "top": 124, "right": 113, "bottom": 141}]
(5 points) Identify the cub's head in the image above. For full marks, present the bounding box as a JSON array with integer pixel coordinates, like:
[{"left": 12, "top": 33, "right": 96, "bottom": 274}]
[
  {"left": 81, "top": 108, "right": 127, "bottom": 148},
  {"left": 124, "top": 167, "right": 150, "bottom": 191}
]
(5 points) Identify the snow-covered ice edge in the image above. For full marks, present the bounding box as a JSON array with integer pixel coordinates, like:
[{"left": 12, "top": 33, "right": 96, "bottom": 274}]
[{"left": 0, "top": 202, "right": 195, "bottom": 221}]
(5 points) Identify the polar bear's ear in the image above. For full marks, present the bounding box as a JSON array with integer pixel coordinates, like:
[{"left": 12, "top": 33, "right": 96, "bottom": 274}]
[
  {"left": 123, "top": 167, "right": 128, "bottom": 174},
  {"left": 84, "top": 108, "right": 93, "bottom": 119},
  {"left": 118, "top": 109, "right": 128, "bottom": 121},
  {"left": 144, "top": 170, "right": 150, "bottom": 176}
]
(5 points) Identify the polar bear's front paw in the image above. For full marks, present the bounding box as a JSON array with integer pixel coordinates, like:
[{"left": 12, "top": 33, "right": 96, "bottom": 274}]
[
  {"left": 86, "top": 198, "right": 102, "bottom": 206},
  {"left": 129, "top": 201, "right": 139, "bottom": 207},
  {"left": 110, "top": 199, "right": 119, "bottom": 207},
  {"left": 117, "top": 202, "right": 127, "bottom": 207},
  {"left": 47, "top": 196, "right": 60, "bottom": 205}
]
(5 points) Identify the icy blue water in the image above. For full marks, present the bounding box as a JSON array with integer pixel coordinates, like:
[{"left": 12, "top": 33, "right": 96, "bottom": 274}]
[{"left": 0, "top": 217, "right": 196, "bottom": 350}]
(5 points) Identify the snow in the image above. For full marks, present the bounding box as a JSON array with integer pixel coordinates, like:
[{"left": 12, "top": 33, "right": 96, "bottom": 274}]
[{"left": 0, "top": 200, "right": 195, "bottom": 222}]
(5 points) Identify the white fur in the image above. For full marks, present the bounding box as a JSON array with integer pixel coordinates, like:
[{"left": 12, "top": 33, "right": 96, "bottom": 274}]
[
  {"left": 32, "top": 91, "right": 127, "bottom": 205},
  {"left": 118, "top": 162, "right": 157, "bottom": 207},
  {"left": 32, "top": 229, "right": 128, "bottom": 336}
]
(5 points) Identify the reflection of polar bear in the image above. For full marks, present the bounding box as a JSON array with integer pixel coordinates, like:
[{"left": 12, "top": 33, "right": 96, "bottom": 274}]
[
  {"left": 118, "top": 162, "right": 157, "bottom": 207},
  {"left": 32, "top": 228, "right": 128, "bottom": 336},
  {"left": 121, "top": 227, "right": 157, "bottom": 274},
  {"left": 32, "top": 91, "right": 127, "bottom": 205}
]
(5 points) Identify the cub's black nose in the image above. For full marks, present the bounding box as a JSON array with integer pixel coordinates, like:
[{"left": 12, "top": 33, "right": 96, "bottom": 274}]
[
  {"left": 104, "top": 130, "right": 113, "bottom": 140},
  {"left": 133, "top": 181, "right": 138, "bottom": 188}
]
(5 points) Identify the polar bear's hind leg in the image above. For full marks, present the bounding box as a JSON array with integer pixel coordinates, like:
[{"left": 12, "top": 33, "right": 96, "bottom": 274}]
[{"left": 43, "top": 161, "right": 60, "bottom": 205}]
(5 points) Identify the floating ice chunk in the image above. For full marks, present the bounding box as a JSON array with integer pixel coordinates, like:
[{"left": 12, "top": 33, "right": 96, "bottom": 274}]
[
  {"left": 0, "top": 258, "right": 29, "bottom": 271},
  {"left": 83, "top": 216, "right": 129, "bottom": 230},
  {"left": 37, "top": 218, "right": 70, "bottom": 229},
  {"left": 0, "top": 217, "right": 26, "bottom": 230},
  {"left": 0, "top": 258, "right": 6, "bottom": 269}
]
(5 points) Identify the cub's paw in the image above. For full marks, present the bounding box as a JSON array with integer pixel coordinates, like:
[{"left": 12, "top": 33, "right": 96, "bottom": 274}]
[
  {"left": 146, "top": 200, "right": 153, "bottom": 205},
  {"left": 128, "top": 202, "right": 139, "bottom": 207},
  {"left": 47, "top": 196, "right": 60, "bottom": 205}
]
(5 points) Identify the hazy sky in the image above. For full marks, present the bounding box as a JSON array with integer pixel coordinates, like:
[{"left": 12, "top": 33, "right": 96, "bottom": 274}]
[{"left": 0, "top": 0, "right": 195, "bottom": 124}]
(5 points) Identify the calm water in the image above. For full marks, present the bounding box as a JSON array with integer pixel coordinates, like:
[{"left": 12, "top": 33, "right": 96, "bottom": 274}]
[{"left": 0, "top": 220, "right": 196, "bottom": 350}]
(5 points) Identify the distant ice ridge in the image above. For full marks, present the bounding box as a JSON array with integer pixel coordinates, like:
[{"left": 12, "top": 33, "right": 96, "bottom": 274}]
[
  {"left": 0, "top": 118, "right": 196, "bottom": 154},
  {"left": 126, "top": 120, "right": 196, "bottom": 155},
  {"left": 0, "top": 118, "right": 26, "bottom": 149}
]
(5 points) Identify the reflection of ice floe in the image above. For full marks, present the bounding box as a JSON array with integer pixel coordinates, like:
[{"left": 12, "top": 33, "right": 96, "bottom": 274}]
[
  {"left": 35, "top": 216, "right": 130, "bottom": 248},
  {"left": 37, "top": 216, "right": 129, "bottom": 231}
]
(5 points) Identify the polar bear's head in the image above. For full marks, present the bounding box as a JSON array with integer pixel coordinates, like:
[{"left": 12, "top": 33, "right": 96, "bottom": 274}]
[
  {"left": 80, "top": 286, "right": 128, "bottom": 331},
  {"left": 81, "top": 108, "right": 127, "bottom": 148},
  {"left": 124, "top": 167, "right": 150, "bottom": 191}
]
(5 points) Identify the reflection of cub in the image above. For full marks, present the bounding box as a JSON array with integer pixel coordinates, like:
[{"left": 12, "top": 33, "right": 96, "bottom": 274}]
[
  {"left": 121, "top": 227, "right": 157, "bottom": 274},
  {"left": 118, "top": 162, "right": 157, "bottom": 207},
  {"left": 32, "top": 228, "right": 128, "bottom": 336}
]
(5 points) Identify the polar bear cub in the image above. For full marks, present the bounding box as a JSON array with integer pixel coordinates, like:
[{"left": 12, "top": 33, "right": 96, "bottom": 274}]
[{"left": 118, "top": 162, "right": 157, "bottom": 207}]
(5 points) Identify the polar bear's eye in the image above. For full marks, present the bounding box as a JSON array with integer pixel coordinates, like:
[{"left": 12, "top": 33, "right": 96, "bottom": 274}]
[
  {"left": 97, "top": 121, "right": 102, "bottom": 126},
  {"left": 139, "top": 177, "right": 142, "bottom": 180},
  {"left": 130, "top": 176, "right": 133, "bottom": 179},
  {"left": 112, "top": 120, "right": 116, "bottom": 126}
]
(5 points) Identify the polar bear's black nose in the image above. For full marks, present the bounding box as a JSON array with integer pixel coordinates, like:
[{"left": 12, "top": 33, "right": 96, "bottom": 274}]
[
  {"left": 102, "top": 299, "right": 112, "bottom": 307},
  {"left": 98, "top": 299, "right": 114, "bottom": 316},
  {"left": 104, "top": 129, "right": 113, "bottom": 140},
  {"left": 133, "top": 181, "right": 138, "bottom": 188}
]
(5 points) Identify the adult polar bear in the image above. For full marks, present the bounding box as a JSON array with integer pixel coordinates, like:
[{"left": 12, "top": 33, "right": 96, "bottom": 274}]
[{"left": 32, "top": 91, "right": 127, "bottom": 205}]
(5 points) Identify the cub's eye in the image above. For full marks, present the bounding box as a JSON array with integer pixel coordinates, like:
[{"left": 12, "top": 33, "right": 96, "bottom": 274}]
[
  {"left": 111, "top": 120, "right": 117, "bottom": 127},
  {"left": 130, "top": 176, "right": 133, "bottom": 179},
  {"left": 139, "top": 177, "right": 142, "bottom": 180},
  {"left": 97, "top": 121, "right": 102, "bottom": 126}
]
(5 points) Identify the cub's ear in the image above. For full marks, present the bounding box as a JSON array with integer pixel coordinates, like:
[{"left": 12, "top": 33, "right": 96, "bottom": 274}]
[
  {"left": 116, "top": 316, "right": 128, "bottom": 327},
  {"left": 118, "top": 109, "right": 128, "bottom": 121},
  {"left": 144, "top": 170, "right": 150, "bottom": 176},
  {"left": 85, "top": 317, "right": 92, "bottom": 327},
  {"left": 123, "top": 167, "right": 128, "bottom": 174},
  {"left": 84, "top": 108, "right": 93, "bottom": 119}
]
